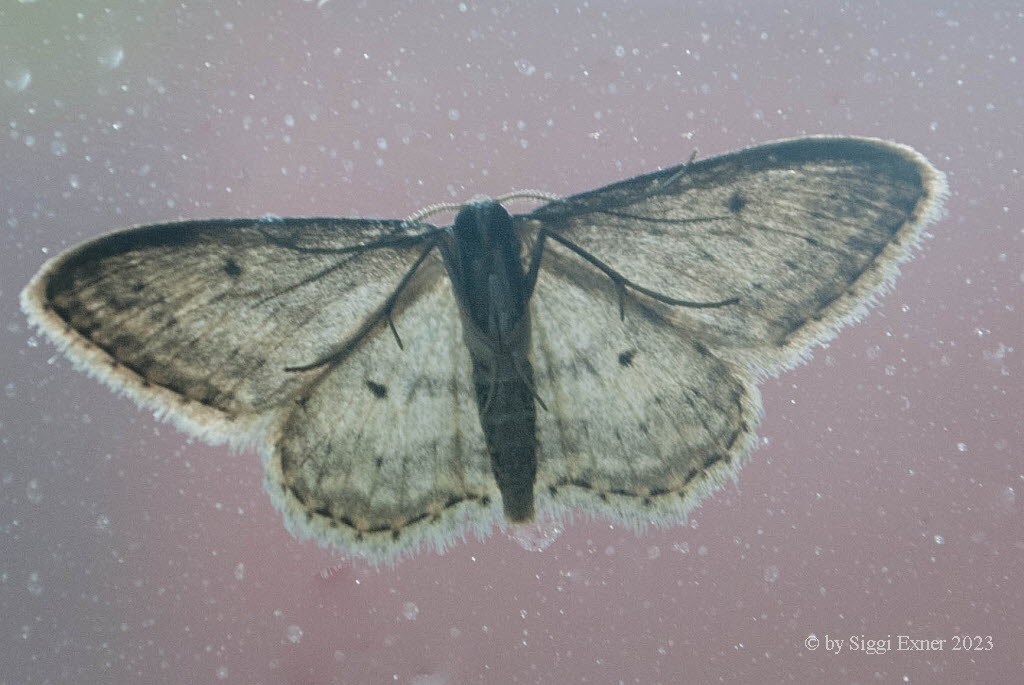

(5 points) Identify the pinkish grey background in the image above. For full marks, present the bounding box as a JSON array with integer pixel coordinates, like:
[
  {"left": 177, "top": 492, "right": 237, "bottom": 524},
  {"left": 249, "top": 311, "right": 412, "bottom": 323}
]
[{"left": 2, "top": 1, "right": 1021, "bottom": 684}]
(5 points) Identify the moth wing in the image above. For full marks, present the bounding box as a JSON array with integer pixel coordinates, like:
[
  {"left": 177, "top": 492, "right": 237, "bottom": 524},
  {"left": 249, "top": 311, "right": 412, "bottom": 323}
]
[
  {"left": 269, "top": 258, "right": 497, "bottom": 563},
  {"left": 21, "top": 217, "right": 442, "bottom": 447},
  {"left": 520, "top": 136, "right": 947, "bottom": 375},
  {"left": 529, "top": 252, "right": 760, "bottom": 526}
]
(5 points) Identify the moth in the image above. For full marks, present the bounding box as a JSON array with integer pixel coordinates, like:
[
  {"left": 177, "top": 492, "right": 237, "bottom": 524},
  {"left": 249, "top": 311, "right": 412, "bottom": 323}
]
[{"left": 22, "top": 136, "right": 946, "bottom": 563}]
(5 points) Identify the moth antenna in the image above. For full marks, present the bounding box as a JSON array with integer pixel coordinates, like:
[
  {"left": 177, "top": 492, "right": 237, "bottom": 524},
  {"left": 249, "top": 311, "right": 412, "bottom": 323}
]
[
  {"left": 512, "top": 357, "right": 548, "bottom": 412},
  {"left": 407, "top": 201, "right": 467, "bottom": 223},
  {"left": 616, "top": 278, "right": 628, "bottom": 321},
  {"left": 493, "top": 189, "right": 561, "bottom": 205},
  {"left": 386, "top": 315, "right": 404, "bottom": 350}
]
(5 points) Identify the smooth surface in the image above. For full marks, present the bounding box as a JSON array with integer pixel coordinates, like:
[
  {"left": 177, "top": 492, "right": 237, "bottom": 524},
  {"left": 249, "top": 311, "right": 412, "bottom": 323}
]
[{"left": 2, "top": 1, "right": 1020, "bottom": 683}]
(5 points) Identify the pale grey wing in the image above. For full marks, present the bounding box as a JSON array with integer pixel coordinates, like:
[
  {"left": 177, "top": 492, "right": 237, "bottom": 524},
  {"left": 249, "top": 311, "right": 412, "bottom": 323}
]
[
  {"left": 529, "top": 252, "right": 761, "bottom": 527},
  {"left": 21, "top": 217, "right": 442, "bottom": 446},
  {"left": 267, "top": 259, "right": 496, "bottom": 564},
  {"left": 519, "top": 136, "right": 948, "bottom": 375}
]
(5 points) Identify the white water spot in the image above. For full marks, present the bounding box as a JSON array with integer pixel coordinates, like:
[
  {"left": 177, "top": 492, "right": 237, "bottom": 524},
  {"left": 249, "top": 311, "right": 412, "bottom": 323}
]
[
  {"left": 514, "top": 59, "right": 536, "bottom": 76},
  {"left": 26, "top": 479, "right": 43, "bottom": 504},
  {"left": 27, "top": 572, "right": 43, "bottom": 596},
  {"left": 4, "top": 69, "right": 31, "bottom": 92},
  {"left": 98, "top": 46, "right": 125, "bottom": 69},
  {"left": 995, "top": 486, "right": 1016, "bottom": 513},
  {"left": 233, "top": 563, "right": 245, "bottom": 581},
  {"left": 763, "top": 565, "right": 780, "bottom": 583},
  {"left": 933, "top": 534, "right": 945, "bottom": 545},
  {"left": 285, "top": 624, "right": 303, "bottom": 644},
  {"left": 401, "top": 602, "right": 419, "bottom": 620}
]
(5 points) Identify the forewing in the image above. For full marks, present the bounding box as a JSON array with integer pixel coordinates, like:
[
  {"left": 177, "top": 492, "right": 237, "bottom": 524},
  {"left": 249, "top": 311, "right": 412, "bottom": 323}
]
[
  {"left": 520, "top": 136, "right": 947, "bottom": 375},
  {"left": 268, "top": 260, "right": 496, "bottom": 563},
  {"left": 529, "top": 250, "right": 761, "bottom": 527},
  {"left": 21, "top": 217, "right": 440, "bottom": 445}
]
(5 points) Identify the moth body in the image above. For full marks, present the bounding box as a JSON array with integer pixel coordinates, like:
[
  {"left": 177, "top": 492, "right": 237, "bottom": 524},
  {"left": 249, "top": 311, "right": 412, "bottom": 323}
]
[{"left": 444, "top": 201, "right": 538, "bottom": 522}]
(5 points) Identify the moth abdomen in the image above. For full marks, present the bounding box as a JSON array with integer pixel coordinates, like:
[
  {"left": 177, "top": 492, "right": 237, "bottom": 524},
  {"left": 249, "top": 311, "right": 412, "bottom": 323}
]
[{"left": 473, "top": 360, "right": 538, "bottom": 523}]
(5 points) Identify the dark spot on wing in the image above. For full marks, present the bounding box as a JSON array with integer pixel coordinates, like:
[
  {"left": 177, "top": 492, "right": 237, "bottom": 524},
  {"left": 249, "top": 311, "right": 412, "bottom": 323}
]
[
  {"left": 727, "top": 190, "right": 746, "bottom": 213},
  {"left": 365, "top": 380, "right": 388, "bottom": 398},
  {"left": 617, "top": 349, "right": 637, "bottom": 366},
  {"left": 223, "top": 258, "right": 242, "bottom": 277}
]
